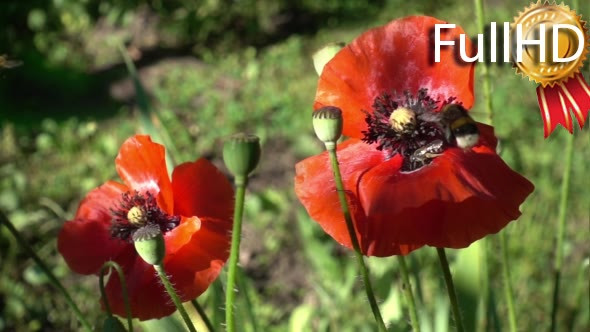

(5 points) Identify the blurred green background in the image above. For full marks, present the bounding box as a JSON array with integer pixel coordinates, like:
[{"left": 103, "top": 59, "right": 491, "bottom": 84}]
[{"left": 0, "top": 0, "right": 588, "bottom": 331}]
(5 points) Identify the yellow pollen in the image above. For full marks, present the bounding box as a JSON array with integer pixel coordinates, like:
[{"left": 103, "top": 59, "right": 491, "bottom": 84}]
[
  {"left": 389, "top": 107, "right": 416, "bottom": 132},
  {"left": 127, "top": 206, "right": 146, "bottom": 225}
]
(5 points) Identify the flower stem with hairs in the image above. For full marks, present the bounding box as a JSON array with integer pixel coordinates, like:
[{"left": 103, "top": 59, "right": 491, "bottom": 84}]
[
  {"left": 223, "top": 133, "right": 261, "bottom": 332},
  {"left": 225, "top": 181, "right": 246, "bottom": 332},
  {"left": 313, "top": 106, "right": 388, "bottom": 331},
  {"left": 437, "top": 248, "right": 465, "bottom": 332},
  {"left": 549, "top": 3, "right": 578, "bottom": 332},
  {"left": 550, "top": 131, "right": 575, "bottom": 332},
  {"left": 500, "top": 230, "right": 518, "bottom": 331},
  {"left": 155, "top": 264, "right": 197, "bottom": 332},
  {"left": 326, "top": 146, "right": 388, "bottom": 332},
  {"left": 473, "top": 0, "right": 515, "bottom": 330},
  {"left": 99, "top": 261, "right": 133, "bottom": 331},
  {"left": 474, "top": 0, "right": 494, "bottom": 125},
  {"left": 398, "top": 255, "right": 421, "bottom": 331},
  {"left": 191, "top": 299, "right": 215, "bottom": 332}
]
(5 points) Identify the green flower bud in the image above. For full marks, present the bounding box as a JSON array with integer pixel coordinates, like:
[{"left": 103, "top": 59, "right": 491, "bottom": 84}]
[
  {"left": 133, "top": 224, "right": 165, "bottom": 266},
  {"left": 312, "top": 106, "right": 343, "bottom": 149},
  {"left": 223, "top": 133, "right": 261, "bottom": 181},
  {"left": 312, "top": 42, "right": 345, "bottom": 76},
  {"left": 102, "top": 316, "right": 127, "bottom": 332}
]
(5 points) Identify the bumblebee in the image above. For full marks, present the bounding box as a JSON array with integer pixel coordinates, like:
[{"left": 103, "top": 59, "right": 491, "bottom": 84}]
[
  {"left": 439, "top": 103, "right": 479, "bottom": 149},
  {"left": 403, "top": 104, "right": 479, "bottom": 172}
]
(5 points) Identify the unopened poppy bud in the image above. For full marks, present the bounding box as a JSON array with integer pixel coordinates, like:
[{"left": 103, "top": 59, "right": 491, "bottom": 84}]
[
  {"left": 312, "top": 42, "right": 345, "bottom": 76},
  {"left": 312, "top": 106, "right": 343, "bottom": 149},
  {"left": 102, "top": 316, "right": 127, "bottom": 332},
  {"left": 223, "top": 133, "right": 261, "bottom": 181},
  {"left": 133, "top": 224, "right": 165, "bottom": 266},
  {"left": 127, "top": 206, "right": 146, "bottom": 225}
]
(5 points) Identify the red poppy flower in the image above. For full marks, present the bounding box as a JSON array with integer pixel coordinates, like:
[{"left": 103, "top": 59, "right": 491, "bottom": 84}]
[
  {"left": 295, "top": 16, "right": 534, "bottom": 257},
  {"left": 58, "top": 135, "right": 233, "bottom": 320}
]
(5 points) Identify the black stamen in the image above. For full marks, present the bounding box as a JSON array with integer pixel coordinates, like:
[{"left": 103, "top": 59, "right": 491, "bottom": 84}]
[
  {"left": 110, "top": 191, "right": 180, "bottom": 242},
  {"left": 362, "top": 88, "right": 455, "bottom": 172}
]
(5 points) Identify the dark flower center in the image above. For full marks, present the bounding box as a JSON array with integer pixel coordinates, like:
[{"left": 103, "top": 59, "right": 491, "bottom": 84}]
[
  {"left": 362, "top": 88, "right": 457, "bottom": 172},
  {"left": 110, "top": 191, "right": 180, "bottom": 242}
]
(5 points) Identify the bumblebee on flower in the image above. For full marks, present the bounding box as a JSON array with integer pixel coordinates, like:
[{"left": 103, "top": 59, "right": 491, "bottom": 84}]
[{"left": 295, "top": 16, "right": 534, "bottom": 257}]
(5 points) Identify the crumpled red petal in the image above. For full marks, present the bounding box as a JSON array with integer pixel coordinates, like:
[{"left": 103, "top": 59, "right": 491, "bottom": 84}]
[
  {"left": 358, "top": 125, "right": 534, "bottom": 249},
  {"left": 314, "top": 15, "right": 475, "bottom": 138},
  {"left": 115, "top": 135, "right": 174, "bottom": 213},
  {"left": 58, "top": 181, "right": 133, "bottom": 274},
  {"left": 295, "top": 140, "right": 421, "bottom": 256},
  {"left": 295, "top": 125, "right": 533, "bottom": 256}
]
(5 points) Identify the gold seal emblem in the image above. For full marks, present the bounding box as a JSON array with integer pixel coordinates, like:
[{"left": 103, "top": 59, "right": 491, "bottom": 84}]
[{"left": 512, "top": 1, "right": 589, "bottom": 87}]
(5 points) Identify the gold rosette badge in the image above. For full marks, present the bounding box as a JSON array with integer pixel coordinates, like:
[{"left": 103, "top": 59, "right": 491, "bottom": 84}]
[{"left": 511, "top": 1, "right": 590, "bottom": 137}]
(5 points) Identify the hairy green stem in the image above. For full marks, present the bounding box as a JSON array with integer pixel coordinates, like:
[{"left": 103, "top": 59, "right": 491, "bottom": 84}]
[
  {"left": 326, "top": 146, "right": 387, "bottom": 332},
  {"left": 211, "top": 280, "right": 223, "bottom": 327},
  {"left": 225, "top": 177, "right": 247, "bottom": 332},
  {"left": 550, "top": 132, "right": 575, "bottom": 332},
  {"left": 191, "top": 299, "right": 215, "bottom": 332},
  {"left": 154, "top": 264, "right": 197, "bottom": 332},
  {"left": 500, "top": 232, "right": 518, "bottom": 331},
  {"left": 550, "top": 0, "right": 581, "bottom": 329},
  {"left": 398, "top": 255, "right": 421, "bottom": 331},
  {"left": 99, "top": 261, "right": 133, "bottom": 331},
  {"left": 437, "top": 248, "right": 464, "bottom": 332},
  {"left": 478, "top": 239, "right": 492, "bottom": 332},
  {"left": 474, "top": 0, "right": 494, "bottom": 124},
  {"left": 473, "top": 1, "right": 519, "bottom": 330},
  {"left": 0, "top": 211, "right": 92, "bottom": 331}
]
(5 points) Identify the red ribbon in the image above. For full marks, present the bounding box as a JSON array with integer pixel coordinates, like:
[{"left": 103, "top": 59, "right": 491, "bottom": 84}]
[{"left": 536, "top": 73, "right": 590, "bottom": 137}]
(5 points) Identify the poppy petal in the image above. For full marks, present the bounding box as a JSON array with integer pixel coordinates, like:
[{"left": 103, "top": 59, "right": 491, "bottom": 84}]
[
  {"left": 165, "top": 216, "right": 201, "bottom": 254},
  {"left": 103, "top": 187, "right": 231, "bottom": 320},
  {"left": 115, "top": 135, "right": 174, "bottom": 213},
  {"left": 104, "top": 254, "right": 226, "bottom": 320},
  {"left": 472, "top": 123, "right": 498, "bottom": 153},
  {"left": 59, "top": 135, "right": 235, "bottom": 321},
  {"left": 315, "top": 16, "right": 474, "bottom": 137},
  {"left": 357, "top": 128, "right": 534, "bottom": 249},
  {"left": 294, "top": 139, "right": 421, "bottom": 256},
  {"left": 75, "top": 180, "right": 128, "bottom": 221},
  {"left": 165, "top": 216, "right": 232, "bottom": 301},
  {"left": 104, "top": 257, "right": 174, "bottom": 320},
  {"left": 58, "top": 181, "right": 132, "bottom": 275},
  {"left": 171, "top": 158, "right": 234, "bottom": 222}
]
